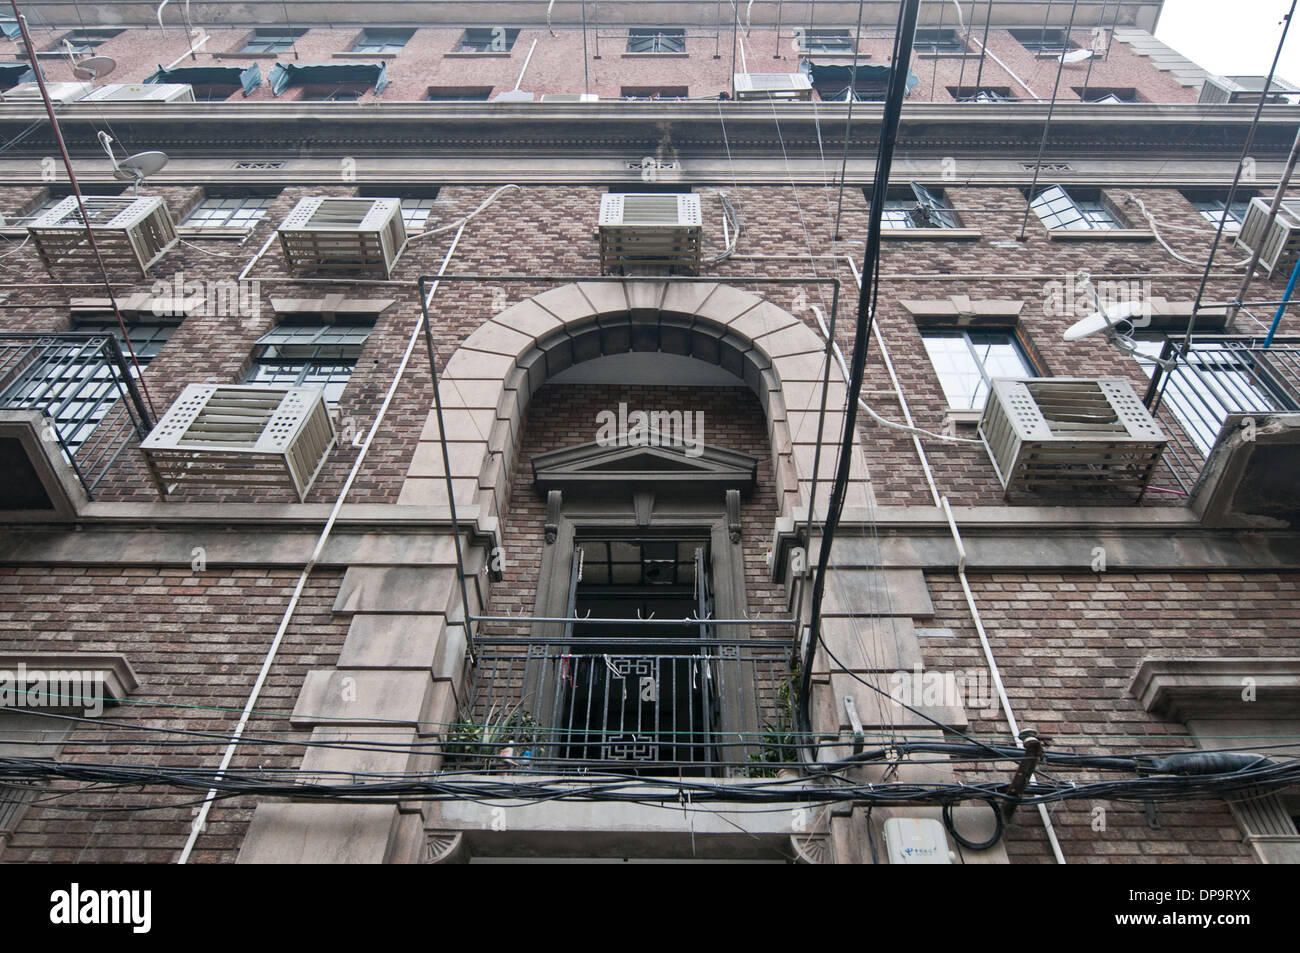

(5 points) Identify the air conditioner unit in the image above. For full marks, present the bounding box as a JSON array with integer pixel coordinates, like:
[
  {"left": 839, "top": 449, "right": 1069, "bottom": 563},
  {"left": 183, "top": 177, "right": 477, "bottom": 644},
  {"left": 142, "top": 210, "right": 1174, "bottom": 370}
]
[
  {"left": 27, "top": 195, "right": 178, "bottom": 275},
  {"left": 80, "top": 83, "right": 196, "bottom": 103},
  {"left": 140, "top": 384, "right": 336, "bottom": 502},
  {"left": 539, "top": 93, "right": 599, "bottom": 102},
  {"left": 598, "top": 193, "right": 702, "bottom": 275},
  {"left": 277, "top": 196, "right": 406, "bottom": 278},
  {"left": 1, "top": 81, "right": 91, "bottom": 103},
  {"left": 1234, "top": 196, "right": 1300, "bottom": 276},
  {"left": 1199, "top": 74, "right": 1299, "bottom": 105},
  {"left": 733, "top": 73, "right": 814, "bottom": 101},
  {"left": 979, "top": 377, "right": 1167, "bottom": 498}
]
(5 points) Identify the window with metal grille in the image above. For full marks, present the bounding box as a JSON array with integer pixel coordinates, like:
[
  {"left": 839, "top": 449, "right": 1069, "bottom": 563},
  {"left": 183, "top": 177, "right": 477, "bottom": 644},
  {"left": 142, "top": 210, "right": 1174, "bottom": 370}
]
[
  {"left": 949, "top": 85, "right": 1017, "bottom": 102},
  {"left": 458, "top": 27, "right": 519, "bottom": 52},
  {"left": 921, "top": 328, "right": 1037, "bottom": 410},
  {"left": 183, "top": 195, "right": 275, "bottom": 230},
  {"left": 424, "top": 86, "right": 493, "bottom": 101},
  {"left": 627, "top": 28, "right": 686, "bottom": 53},
  {"left": 352, "top": 27, "right": 414, "bottom": 54},
  {"left": 0, "top": 324, "right": 171, "bottom": 451},
  {"left": 913, "top": 28, "right": 966, "bottom": 54},
  {"left": 867, "top": 184, "right": 960, "bottom": 229},
  {"left": 243, "top": 324, "right": 371, "bottom": 405},
  {"left": 240, "top": 28, "right": 306, "bottom": 54},
  {"left": 1010, "top": 28, "right": 1078, "bottom": 54},
  {"left": 1028, "top": 185, "right": 1121, "bottom": 231},
  {"left": 1183, "top": 190, "right": 1257, "bottom": 232},
  {"left": 795, "top": 28, "right": 855, "bottom": 54}
]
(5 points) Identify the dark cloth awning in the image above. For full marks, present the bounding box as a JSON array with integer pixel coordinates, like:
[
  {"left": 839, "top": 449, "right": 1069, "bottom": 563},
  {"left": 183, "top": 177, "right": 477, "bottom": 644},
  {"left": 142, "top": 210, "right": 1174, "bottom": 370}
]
[
  {"left": 805, "top": 60, "right": 919, "bottom": 97},
  {"left": 268, "top": 62, "right": 388, "bottom": 96},
  {"left": 0, "top": 63, "right": 34, "bottom": 91},
  {"left": 147, "top": 64, "right": 262, "bottom": 95}
]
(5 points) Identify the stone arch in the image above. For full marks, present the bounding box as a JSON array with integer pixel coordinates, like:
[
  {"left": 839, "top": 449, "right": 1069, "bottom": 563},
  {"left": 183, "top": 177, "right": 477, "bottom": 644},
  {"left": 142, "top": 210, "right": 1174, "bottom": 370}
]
[{"left": 398, "top": 281, "right": 872, "bottom": 526}]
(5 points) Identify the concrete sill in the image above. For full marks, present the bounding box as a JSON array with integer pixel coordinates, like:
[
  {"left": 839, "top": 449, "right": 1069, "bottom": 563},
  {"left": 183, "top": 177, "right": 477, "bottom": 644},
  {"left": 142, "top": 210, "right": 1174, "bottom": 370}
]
[
  {"left": 443, "top": 51, "right": 514, "bottom": 58},
  {"left": 621, "top": 53, "right": 690, "bottom": 59},
  {"left": 943, "top": 407, "right": 985, "bottom": 429},
  {"left": 880, "top": 227, "right": 982, "bottom": 240},
  {"left": 1046, "top": 228, "right": 1154, "bottom": 241},
  {"left": 213, "top": 52, "right": 281, "bottom": 60},
  {"left": 915, "top": 51, "right": 975, "bottom": 59},
  {"left": 332, "top": 51, "right": 399, "bottom": 60}
]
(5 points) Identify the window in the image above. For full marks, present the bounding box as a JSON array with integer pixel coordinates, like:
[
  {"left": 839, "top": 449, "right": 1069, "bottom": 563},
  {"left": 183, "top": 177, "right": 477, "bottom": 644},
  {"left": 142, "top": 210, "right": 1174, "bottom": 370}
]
[
  {"left": 240, "top": 28, "right": 306, "bottom": 54},
  {"left": 796, "top": 28, "right": 855, "bottom": 54},
  {"left": 869, "top": 184, "right": 960, "bottom": 229},
  {"left": 55, "top": 29, "right": 123, "bottom": 54},
  {"left": 189, "top": 84, "right": 240, "bottom": 102},
  {"left": 627, "top": 28, "right": 686, "bottom": 53},
  {"left": 351, "top": 27, "right": 414, "bottom": 54},
  {"left": 912, "top": 29, "right": 965, "bottom": 54},
  {"left": 457, "top": 27, "right": 519, "bottom": 53},
  {"left": 244, "top": 323, "right": 371, "bottom": 405},
  {"left": 1184, "top": 190, "right": 1257, "bottom": 231},
  {"left": 621, "top": 86, "right": 689, "bottom": 100},
  {"left": 182, "top": 195, "right": 275, "bottom": 231},
  {"left": 921, "top": 328, "right": 1037, "bottom": 410},
  {"left": 949, "top": 86, "right": 1017, "bottom": 102},
  {"left": 1074, "top": 86, "right": 1139, "bottom": 103},
  {"left": 424, "top": 86, "right": 493, "bottom": 101},
  {"left": 0, "top": 324, "right": 172, "bottom": 450},
  {"left": 1010, "top": 28, "right": 1078, "bottom": 54},
  {"left": 359, "top": 186, "right": 442, "bottom": 231},
  {"left": 1028, "top": 185, "right": 1121, "bottom": 231}
]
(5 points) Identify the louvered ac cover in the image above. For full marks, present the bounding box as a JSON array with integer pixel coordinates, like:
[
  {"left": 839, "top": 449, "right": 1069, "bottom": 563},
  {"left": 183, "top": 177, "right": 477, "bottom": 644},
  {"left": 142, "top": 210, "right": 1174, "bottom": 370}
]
[
  {"left": 599, "top": 193, "right": 702, "bottom": 227},
  {"left": 734, "top": 73, "right": 813, "bottom": 95},
  {"left": 140, "top": 384, "right": 336, "bottom": 501}
]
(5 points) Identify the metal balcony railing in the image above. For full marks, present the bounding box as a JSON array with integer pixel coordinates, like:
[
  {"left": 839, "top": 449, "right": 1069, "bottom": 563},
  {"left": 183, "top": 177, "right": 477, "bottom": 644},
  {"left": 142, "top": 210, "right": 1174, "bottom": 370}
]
[
  {"left": 454, "top": 636, "right": 797, "bottom": 777},
  {"left": 0, "top": 333, "right": 154, "bottom": 499},
  {"left": 1142, "top": 336, "right": 1300, "bottom": 492}
]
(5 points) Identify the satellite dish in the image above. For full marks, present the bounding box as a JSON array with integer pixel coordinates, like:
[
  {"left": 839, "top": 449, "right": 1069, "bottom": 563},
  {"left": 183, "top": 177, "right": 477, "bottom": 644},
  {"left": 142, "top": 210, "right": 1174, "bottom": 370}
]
[
  {"left": 1063, "top": 300, "right": 1147, "bottom": 341},
  {"left": 99, "top": 131, "right": 169, "bottom": 190},
  {"left": 73, "top": 55, "right": 116, "bottom": 82},
  {"left": 1060, "top": 48, "right": 1095, "bottom": 65}
]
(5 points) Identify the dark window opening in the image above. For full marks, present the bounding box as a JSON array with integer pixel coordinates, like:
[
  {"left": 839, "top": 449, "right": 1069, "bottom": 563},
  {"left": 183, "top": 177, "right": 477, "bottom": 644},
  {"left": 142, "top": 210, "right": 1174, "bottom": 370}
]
[
  {"left": 1075, "top": 86, "right": 1140, "bottom": 103},
  {"left": 240, "top": 28, "right": 306, "bottom": 54},
  {"left": 627, "top": 28, "right": 686, "bottom": 53},
  {"left": 621, "top": 85, "right": 689, "bottom": 100},
  {"left": 797, "top": 28, "right": 855, "bottom": 54},
  {"left": 913, "top": 28, "right": 965, "bottom": 54},
  {"left": 949, "top": 85, "right": 1017, "bottom": 102},
  {"left": 352, "top": 27, "right": 414, "bottom": 54},
  {"left": 458, "top": 27, "right": 519, "bottom": 52},
  {"left": 424, "top": 85, "right": 493, "bottom": 101},
  {"left": 1010, "top": 28, "right": 1079, "bottom": 54}
]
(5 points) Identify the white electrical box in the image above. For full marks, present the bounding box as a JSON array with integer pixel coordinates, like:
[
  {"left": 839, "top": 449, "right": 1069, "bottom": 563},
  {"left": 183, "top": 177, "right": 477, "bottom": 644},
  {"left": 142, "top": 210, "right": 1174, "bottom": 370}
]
[{"left": 882, "top": 817, "right": 953, "bottom": 864}]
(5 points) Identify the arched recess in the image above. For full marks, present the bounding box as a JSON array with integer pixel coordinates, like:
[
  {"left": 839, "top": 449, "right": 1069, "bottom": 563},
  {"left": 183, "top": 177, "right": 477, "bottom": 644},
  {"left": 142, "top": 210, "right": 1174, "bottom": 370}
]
[{"left": 398, "top": 280, "right": 873, "bottom": 528}]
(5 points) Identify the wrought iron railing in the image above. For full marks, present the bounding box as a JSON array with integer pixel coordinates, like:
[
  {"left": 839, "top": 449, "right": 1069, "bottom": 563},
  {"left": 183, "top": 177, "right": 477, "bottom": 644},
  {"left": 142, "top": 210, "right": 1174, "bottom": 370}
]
[
  {"left": 455, "top": 636, "right": 797, "bottom": 776},
  {"left": 0, "top": 333, "right": 154, "bottom": 499},
  {"left": 1142, "top": 336, "right": 1300, "bottom": 492}
]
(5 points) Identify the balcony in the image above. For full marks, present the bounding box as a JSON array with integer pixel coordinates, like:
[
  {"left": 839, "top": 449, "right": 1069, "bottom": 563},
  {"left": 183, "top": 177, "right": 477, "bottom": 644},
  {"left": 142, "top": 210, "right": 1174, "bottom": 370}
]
[
  {"left": 453, "top": 636, "right": 796, "bottom": 777},
  {"left": 0, "top": 333, "right": 154, "bottom": 506},
  {"left": 1142, "top": 337, "right": 1300, "bottom": 526}
]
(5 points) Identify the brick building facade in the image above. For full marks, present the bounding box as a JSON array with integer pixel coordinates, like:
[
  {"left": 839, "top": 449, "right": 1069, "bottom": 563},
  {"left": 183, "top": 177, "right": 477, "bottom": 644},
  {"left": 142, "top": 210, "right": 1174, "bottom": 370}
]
[{"left": 0, "top": 0, "right": 1297, "bottom": 864}]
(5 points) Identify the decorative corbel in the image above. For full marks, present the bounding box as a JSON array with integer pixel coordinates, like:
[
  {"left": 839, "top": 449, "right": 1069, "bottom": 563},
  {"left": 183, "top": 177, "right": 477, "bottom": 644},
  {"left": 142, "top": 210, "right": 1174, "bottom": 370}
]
[
  {"left": 544, "top": 489, "right": 562, "bottom": 544},
  {"left": 725, "top": 488, "right": 742, "bottom": 543}
]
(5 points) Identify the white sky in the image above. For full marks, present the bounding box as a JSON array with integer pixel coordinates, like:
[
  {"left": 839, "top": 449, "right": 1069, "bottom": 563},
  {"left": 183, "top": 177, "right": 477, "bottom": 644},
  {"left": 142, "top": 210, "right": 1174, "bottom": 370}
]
[{"left": 1156, "top": 0, "right": 1300, "bottom": 84}]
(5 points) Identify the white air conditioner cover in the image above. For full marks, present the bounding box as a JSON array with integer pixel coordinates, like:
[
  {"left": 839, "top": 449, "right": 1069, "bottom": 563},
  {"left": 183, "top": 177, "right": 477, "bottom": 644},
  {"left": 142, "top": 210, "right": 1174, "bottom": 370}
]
[
  {"left": 1235, "top": 196, "right": 1300, "bottom": 275},
  {"left": 2, "top": 82, "right": 92, "bottom": 103},
  {"left": 599, "top": 193, "right": 702, "bottom": 227},
  {"left": 734, "top": 73, "right": 813, "bottom": 94},
  {"left": 277, "top": 196, "right": 406, "bottom": 277},
  {"left": 81, "top": 83, "right": 196, "bottom": 103}
]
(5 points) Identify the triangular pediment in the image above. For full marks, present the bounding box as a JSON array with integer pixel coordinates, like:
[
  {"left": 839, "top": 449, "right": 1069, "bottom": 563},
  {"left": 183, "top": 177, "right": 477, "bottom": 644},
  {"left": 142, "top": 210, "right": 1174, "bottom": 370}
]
[{"left": 532, "top": 440, "right": 757, "bottom": 492}]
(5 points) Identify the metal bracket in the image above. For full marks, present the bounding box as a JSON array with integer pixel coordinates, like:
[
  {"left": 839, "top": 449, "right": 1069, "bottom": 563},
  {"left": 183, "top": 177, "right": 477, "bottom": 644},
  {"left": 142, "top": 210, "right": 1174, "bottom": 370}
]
[
  {"left": 1002, "top": 729, "right": 1045, "bottom": 822},
  {"left": 843, "top": 694, "right": 864, "bottom": 755},
  {"left": 544, "top": 489, "right": 562, "bottom": 544}
]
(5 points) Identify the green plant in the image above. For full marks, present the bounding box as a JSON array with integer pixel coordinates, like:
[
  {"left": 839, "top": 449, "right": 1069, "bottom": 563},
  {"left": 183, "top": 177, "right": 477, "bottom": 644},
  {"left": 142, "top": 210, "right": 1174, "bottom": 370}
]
[
  {"left": 446, "top": 704, "right": 539, "bottom": 767},
  {"left": 746, "top": 679, "right": 800, "bottom": 778}
]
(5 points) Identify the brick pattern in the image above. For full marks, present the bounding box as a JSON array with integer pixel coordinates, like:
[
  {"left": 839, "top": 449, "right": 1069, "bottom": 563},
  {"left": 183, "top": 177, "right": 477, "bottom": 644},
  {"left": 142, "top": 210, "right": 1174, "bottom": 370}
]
[
  {"left": 921, "top": 570, "right": 1300, "bottom": 863},
  {"left": 0, "top": 567, "right": 347, "bottom": 863}
]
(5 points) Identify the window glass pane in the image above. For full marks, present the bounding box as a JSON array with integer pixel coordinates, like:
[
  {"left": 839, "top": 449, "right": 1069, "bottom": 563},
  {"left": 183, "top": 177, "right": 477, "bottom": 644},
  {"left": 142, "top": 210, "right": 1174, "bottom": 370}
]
[
  {"left": 245, "top": 323, "right": 369, "bottom": 405},
  {"left": 922, "top": 329, "right": 1034, "bottom": 410},
  {"left": 459, "top": 28, "right": 519, "bottom": 52},
  {"left": 183, "top": 196, "right": 274, "bottom": 229},
  {"left": 628, "top": 28, "right": 686, "bottom": 53}
]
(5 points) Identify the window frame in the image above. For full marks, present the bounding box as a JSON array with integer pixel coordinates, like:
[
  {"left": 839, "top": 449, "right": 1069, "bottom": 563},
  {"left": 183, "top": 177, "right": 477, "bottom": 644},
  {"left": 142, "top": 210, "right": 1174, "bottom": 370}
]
[
  {"left": 626, "top": 27, "right": 687, "bottom": 54},
  {"left": 1028, "top": 185, "right": 1123, "bottom": 231},
  {"left": 181, "top": 194, "right": 276, "bottom": 231},
  {"left": 1009, "top": 28, "right": 1080, "bottom": 54},
  {"left": 1183, "top": 190, "right": 1257, "bottom": 232},
  {"left": 239, "top": 28, "right": 306, "bottom": 55},
  {"left": 243, "top": 323, "right": 373, "bottom": 405},
  {"left": 351, "top": 27, "right": 414, "bottom": 54},
  {"left": 870, "top": 184, "right": 961, "bottom": 230},
  {"left": 920, "top": 326, "right": 1039, "bottom": 411},
  {"left": 912, "top": 28, "right": 966, "bottom": 55},
  {"left": 457, "top": 27, "right": 520, "bottom": 53},
  {"left": 795, "top": 28, "right": 855, "bottom": 55}
]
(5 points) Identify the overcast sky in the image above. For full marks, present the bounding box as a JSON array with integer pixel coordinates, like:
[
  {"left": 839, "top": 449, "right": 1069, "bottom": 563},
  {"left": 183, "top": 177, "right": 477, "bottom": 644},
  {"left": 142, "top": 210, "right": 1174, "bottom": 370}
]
[{"left": 1156, "top": 0, "right": 1300, "bottom": 83}]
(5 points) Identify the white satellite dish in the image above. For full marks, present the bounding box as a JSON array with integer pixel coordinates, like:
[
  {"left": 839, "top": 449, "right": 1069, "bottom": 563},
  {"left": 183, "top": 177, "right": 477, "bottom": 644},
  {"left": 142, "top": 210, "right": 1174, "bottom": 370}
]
[
  {"left": 99, "top": 131, "right": 169, "bottom": 190},
  {"left": 1063, "top": 300, "right": 1147, "bottom": 341},
  {"left": 1060, "top": 48, "right": 1095, "bottom": 65},
  {"left": 73, "top": 55, "right": 116, "bottom": 82}
]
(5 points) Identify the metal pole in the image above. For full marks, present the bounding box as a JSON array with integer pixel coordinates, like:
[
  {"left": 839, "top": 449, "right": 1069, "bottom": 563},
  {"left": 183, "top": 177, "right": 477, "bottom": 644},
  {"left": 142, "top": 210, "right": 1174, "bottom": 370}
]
[
  {"left": 731, "top": 0, "right": 739, "bottom": 98},
  {"left": 581, "top": 0, "right": 590, "bottom": 93},
  {"left": 1265, "top": 256, "right": 1300, "bottom": 347},
  {"left": 831, "top": 0, "right": 867, "bottom": 240}
]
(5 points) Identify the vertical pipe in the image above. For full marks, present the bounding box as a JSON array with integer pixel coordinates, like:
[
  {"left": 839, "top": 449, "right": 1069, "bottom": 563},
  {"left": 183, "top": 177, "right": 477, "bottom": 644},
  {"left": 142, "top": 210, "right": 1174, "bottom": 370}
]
[
  {"left": 1265, "top": 255, "right": 1300, "bottom": 347},
  {"left": 581, "top": 0, "right": 590, "bottom": 93},
  {"left": 1017, "top": 0, "right": 1081, "bottom": 240}
]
